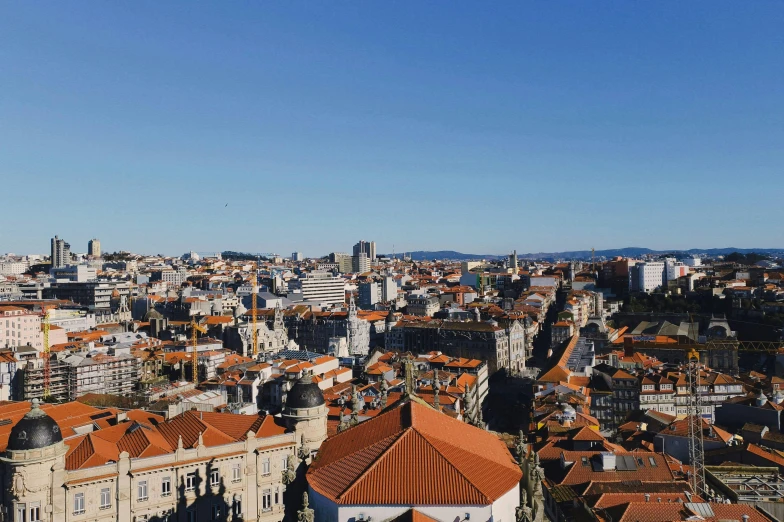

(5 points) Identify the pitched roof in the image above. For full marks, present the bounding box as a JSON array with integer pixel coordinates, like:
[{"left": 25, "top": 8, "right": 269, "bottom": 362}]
[{"left": 308, "top": 400, "right": 521, "bottom": 505}]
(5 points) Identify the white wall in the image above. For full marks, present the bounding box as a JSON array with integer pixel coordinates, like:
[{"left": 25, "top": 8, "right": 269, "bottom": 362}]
[{"left": 310, "top": 484, "right": 519, "bottom": 522}]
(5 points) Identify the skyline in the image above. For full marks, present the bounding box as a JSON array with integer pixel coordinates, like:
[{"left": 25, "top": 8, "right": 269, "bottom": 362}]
[
  {"left": 6, "top": 234, "right": 784, "bottom": 260},
  {"left": 2, "top": 2, "right": 783, "bottom": 254}
]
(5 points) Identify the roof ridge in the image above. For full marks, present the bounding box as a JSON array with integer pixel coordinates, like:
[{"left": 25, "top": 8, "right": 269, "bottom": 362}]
[
  {"left": 408, "top": 427, "right": 491, "bottom": 503},
  {"left": 336, "top": 429, "right": 409, "bottom": 501}
]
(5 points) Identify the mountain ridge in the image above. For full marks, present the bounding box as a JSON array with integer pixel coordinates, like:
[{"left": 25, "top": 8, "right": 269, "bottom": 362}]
[{"left": 381, "top": 247, "right": 784, "bottom": 261}]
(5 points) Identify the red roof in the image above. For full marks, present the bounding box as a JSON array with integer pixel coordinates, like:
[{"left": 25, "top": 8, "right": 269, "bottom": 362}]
[{"left": 308, "top": 400, "right": 521, "bottom": 505}]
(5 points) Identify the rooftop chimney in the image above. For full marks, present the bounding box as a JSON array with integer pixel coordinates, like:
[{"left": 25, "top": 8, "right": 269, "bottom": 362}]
[
  {"left": 644, "top": 494, "right": 650, "bottom": 502},
  {"left": 623, "top": 336, "right": 634, "bottom": 357}
]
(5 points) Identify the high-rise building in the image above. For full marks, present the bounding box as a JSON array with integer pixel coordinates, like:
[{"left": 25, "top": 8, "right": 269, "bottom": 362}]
[
  {"left": 88, "top": 238, "right": 101, "bottom": 258},
  {"left": 50, "top": 236, "right": 71, "bottom": 269},
  {"left": 508, "top": 250, "right": 518, "bottom": 271},
  {"left": 329, "top": 252, "right": 353, "bottom": 273},
  {"left": 352, "top": 253, "right": 370, "bottom": 274},
  {"left": 353, "top": 240, "right": 376, "bottom": 262},
  {"left": 291, "top": 252, "right": 303, "bottom": 262},
  {"left": 299, "top": 271, "right": 345, "bottom": 305}
]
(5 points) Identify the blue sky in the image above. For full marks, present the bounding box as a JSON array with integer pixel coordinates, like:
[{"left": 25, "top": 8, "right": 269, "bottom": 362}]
[{"left": 1, "top": 2, "right": 782, "bottom": 257}]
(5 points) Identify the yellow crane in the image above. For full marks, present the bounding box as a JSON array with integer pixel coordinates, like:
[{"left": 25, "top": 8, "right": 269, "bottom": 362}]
[
  {"left": 189, "top": 319, "right": 207, "bottom": 384},
  {"left": 251, "top": 264, "right": 259, "bottom": 358},
  {"left": 42, "top": 309, "right": 51, "bottom": 400}
]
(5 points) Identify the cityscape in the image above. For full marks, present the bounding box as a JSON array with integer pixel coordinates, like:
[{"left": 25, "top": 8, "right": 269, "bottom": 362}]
[
  {"left": 2, "top": 3, "right": 783, "bottom": 522},
  {"left": 2, "top": 240, "right": 784, "bottom": 521}
]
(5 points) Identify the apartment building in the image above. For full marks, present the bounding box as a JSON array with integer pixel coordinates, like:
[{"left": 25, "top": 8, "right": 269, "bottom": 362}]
[{"left": 0, "top": 306, "right": 42, "bottom": 351}]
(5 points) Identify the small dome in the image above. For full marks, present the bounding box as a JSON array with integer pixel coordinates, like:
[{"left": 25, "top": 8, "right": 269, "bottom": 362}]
[
  {"left": 286, "top": 373, "right": 325, "bottom": 410},
  {"left": 143, "top": 307, "right": 163, "bottom": 321},
  {"left": 8, "top": 399, "right": 63, "bottom": 451},
  {"left": 386, "top": 310, "right": 396, "bottom": 324}
]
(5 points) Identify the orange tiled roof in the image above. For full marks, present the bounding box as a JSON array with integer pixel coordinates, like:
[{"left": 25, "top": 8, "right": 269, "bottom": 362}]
[
  {"left": 308, "top": 400, "right": 521, "bottom": 505},
  {"left": 613, "top": 501, "right": 769, "bottom": 522}
]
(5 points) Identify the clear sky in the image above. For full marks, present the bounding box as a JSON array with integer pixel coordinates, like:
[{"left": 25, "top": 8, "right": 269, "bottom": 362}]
[{"left": 1, "top": 2, "right": 782, "bottom": 257}]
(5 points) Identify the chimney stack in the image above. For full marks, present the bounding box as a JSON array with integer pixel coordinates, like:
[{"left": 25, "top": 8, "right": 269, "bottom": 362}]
[{"left": 624, "top": 336, "right": 634, "bottom": 357}]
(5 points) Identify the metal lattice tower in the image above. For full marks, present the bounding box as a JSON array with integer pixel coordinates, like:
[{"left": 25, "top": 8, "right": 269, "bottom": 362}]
[
  {"left": 687, "top": 348, "right": 706, "bottom": 498},
  {"left": 251, "top": 258, "right": 259, "bottom": 358},
  {"left": 42, "top": 309, "right": 51, "bottom": 399}
]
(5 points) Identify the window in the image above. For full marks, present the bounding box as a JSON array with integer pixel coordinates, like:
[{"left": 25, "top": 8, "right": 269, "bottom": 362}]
[
  {"left": 232, "top": 463, "right": 242, "bottom": 482},
  {"left": 138, "top": 480, "right": 148, "bottom": 501},
  {"left": 262, "top": 458, "right": 271, "bottom": 476},
  {"left": 262, "top": 489, "right": 272, "bottom": 512},
  {"left": 186, "top": 472, "right": 196, "bottom": 491},
  {"left": 211, "top": 504, "right": 221, "bottom": 520},
  {"left": 649, "top": 457, "right": 657, "bottom": 467},
  {"left": 29, "top": 505, "right": 40, "bottom": 522},
  {"left": 233, "top": 496, "right": 243, "bottom": 517},
  {"left": 187, "top": 510, "right": 197, "bottom": 522},
  {"left": 275, "top": 487, "right": 280, "bottom": 505},
  {"left": 16, "top": 504, "right": 26, "bottom": 522},
  {"left": 581, "top": 456, "right": 589, "bottom": 467},
  {"left": 100, "top": 488, "right": 111, "bottom": 510},
  {"left": 162, "top": 476, "right": 171, "bottom": 497},
  {"left": 210, "top": 469, "right": 220, "bottom": 487},
  {"left": 74, "top": 493, "right": 85, "bottom": 515}
]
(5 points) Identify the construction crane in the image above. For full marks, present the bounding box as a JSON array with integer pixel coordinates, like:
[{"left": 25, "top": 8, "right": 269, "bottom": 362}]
[
  {"left": 189, "top": 319, "right": 207, "bottom": 384},
  {"left": 251, "top": 259, "right": 259, "bottom": 358},
  {"left": 42, "top": 309, "right": 51, "bottom": 400},
  {"left": 41, "top": 307, "right": 85, "bottom": 400},
  {"left": 686, "top": 347, "right": 706, "bottom": 498}
]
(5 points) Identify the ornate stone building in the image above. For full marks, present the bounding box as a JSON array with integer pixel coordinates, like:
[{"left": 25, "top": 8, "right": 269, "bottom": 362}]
[
  {"left": 281, "top": 373, "right": 328, "bottom": 461},
  {"left": 0, "top": 399, "right": 298, "bottom": 522}
]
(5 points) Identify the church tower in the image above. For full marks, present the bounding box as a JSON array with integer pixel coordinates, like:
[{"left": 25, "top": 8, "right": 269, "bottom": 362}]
[{"left": 1, "top": 400, "right": 69, "bottom": 522}]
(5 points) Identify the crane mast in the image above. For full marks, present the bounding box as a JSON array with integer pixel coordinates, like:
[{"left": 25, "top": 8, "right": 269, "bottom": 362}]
[
  {"left": 190, "top": 319, "right": 207, "bottom": 384},
  {"left": 686, "top": 347, "right": 706, "bottom": 498},
  {"left": 42, "top": 309, "right": 51, "bottom": 400},
  {"left": 251, "top": 263, "right": 259, "bottom": 358}
]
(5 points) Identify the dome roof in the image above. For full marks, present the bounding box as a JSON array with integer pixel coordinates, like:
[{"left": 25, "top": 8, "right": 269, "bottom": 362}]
[
  {"left": 143, "top": 307, "right": 163, "bottom": 321},
  {"left": 8, "top": 399, "right": 63, "bottom": 451},
  {"left": 386, "top": 310, "right": 396, "bottom": 323},
  {"left": 286, "top": 373, "right": 325, "bottom": 410}
]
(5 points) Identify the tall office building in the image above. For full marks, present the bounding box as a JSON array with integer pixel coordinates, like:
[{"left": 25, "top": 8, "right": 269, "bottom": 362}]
[
  {"left": 299, "top": 271, "right": 346, "bottom": 305},
  {"left": 51, "top": 236, "right": 71, "bottom": 269},
  {"left": 353, "top": 240, "right": 376, "bottom": 262},
  {"left": 508, "top": 250, "right": 518, "bottom": 271},
  {"left": 352, "top": 253, "right": 370, "bottom": 274},
  {"left": 291, "top": 252, "right": 303, "bottom": 262},
  {"left": 88, "top": 238, "right": 101, "bottom": 258}
]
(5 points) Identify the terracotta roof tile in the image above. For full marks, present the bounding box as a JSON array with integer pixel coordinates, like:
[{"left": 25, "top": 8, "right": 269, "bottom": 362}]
[{"left": 308, "top": 400, "right": 521, "bottom": 505}]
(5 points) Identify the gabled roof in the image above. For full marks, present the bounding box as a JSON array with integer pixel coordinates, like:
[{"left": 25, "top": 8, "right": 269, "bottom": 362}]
[{"left": 308, "top": 400, "right": 521, "bottom": 505}]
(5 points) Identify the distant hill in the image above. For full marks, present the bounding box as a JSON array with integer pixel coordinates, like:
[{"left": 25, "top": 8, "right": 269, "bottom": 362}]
[
  {"left": 382, "top": 247, "right": 783, "bottom": 262},
  {"left": 381, "top": 251, "right": 503, "bottom": 261},
  {"left": 524, "top": 247, "right": 784, "bottom": 261}
]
